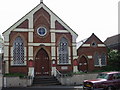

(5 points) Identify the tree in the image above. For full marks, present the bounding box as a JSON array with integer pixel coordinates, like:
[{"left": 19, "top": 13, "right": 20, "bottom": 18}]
[{"left": 103, "top": 49, "right": 120, "bottom": 71}]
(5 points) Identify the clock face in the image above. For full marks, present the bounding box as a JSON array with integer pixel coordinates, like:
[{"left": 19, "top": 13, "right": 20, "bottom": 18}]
[{"left": 37, "top": 27, "right": 47, "bottom": 36}]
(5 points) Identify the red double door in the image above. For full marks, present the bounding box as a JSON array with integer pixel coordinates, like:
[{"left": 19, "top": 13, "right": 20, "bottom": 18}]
[
  {"left": 78, "top": 56, "right": 88, "bottom": 72},
  {"left": 35, "top": 48, "right": 50, "bottom": 76}
]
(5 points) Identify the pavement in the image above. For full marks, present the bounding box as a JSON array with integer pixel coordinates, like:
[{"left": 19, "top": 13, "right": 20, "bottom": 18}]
[{"left": 1, "top": 86, "right": 83, "bottom": 90}]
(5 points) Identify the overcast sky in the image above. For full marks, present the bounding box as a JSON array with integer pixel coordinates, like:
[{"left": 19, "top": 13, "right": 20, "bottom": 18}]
[{"left": 0, "top": 0, "right": 119, "bottom": 42}]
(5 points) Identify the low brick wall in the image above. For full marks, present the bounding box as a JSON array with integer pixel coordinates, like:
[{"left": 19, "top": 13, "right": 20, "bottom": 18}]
[
  {"left": 4, "top": 77, "right": 32, "bottom": 87},
  {"left": 58, "top": 73, "right": 98, "bottom": 85}
]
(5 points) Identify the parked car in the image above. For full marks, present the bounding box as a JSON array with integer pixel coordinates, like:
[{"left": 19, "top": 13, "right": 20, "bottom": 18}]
[{"left": 83, "top": 71, "right": 120, "bottom": 90}]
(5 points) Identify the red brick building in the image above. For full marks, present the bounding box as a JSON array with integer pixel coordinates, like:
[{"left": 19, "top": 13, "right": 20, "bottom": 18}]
[
  {"left": 77, "top": 33, "right": 108, "bottom": 72},
  {"left": 2, "top": 2, "right": 78, "bottom": 76},
  {"left": 2, "top": 1, "right": 108, "bottom": 77}
]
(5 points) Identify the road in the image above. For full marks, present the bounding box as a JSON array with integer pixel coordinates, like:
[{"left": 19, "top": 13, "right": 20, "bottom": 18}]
[{"left": 2, "top": 86, "right": 83, "bottom": 90}]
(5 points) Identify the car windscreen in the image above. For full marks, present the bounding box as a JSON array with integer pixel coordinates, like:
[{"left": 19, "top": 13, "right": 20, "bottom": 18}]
[{"left": 97, "top": 73, "right": 109, "bottom": 79}]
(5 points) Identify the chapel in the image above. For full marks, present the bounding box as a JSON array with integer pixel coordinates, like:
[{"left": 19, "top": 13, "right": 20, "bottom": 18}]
[{"left": 2, "top": 1, "right": 78, "bottom": 76}]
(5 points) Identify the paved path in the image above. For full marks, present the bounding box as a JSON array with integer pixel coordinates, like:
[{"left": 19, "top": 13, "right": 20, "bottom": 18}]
[{"left": 2, "top": 86, "right": 83, "bottom": 90}]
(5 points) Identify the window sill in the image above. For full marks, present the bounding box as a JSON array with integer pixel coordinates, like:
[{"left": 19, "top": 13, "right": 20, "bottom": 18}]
[
  {"left": 10, "top": 64, "right": 27, "bottom": 67},
  {"left": 94, "top": 65, "right": 106, "bottom": 67}
]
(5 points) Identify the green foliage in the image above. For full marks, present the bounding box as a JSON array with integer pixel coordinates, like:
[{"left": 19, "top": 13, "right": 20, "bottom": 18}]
[
  {"left": 4, "top": 73, "right": 27, "bottom": 78},
  {"left": 102, "top": 49, "right": 120, "bottom": 71}
]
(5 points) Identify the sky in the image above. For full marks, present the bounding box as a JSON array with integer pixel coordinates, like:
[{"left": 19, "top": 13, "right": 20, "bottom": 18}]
[{"left": 0, "top": 0, "right": 119, "bottom": 42}]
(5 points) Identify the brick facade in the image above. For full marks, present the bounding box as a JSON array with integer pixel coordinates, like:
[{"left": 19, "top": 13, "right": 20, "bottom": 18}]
[{"left": 77, "top": 33, "right": 108, "bottom": 72}]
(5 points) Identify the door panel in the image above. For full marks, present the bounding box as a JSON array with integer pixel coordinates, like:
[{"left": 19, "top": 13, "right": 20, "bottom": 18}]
[
  {"left": 35, "top": 48, "right": 50, "bottom": 76},
  {"left": 78, "top": 56, "right": 88, "bottom": 72}
]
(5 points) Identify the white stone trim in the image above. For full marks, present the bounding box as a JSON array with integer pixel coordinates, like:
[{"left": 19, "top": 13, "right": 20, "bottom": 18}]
[
  {"left": 72, "top": 43, "right": 76, "bottom": 47},
  {"left": 73, "top": 56, "right": 78, "bottom": 60},
  {"left": 69, "top": 59, "right": 71, "bottom": 64},
  {"left": 13, "top": 28, "right": 34, "bottom": 32},
  {"left": 4, "top": 46, "right": 9, "bottom": 57},
  {"left": 51, "top": 15, "right": 55, "bottom": 29},
  {"left": 68, "top": 47, "right": 71, "bottom": 57},
  {"left": 4, "top": 43, "right": 9, "bottom": 46},
  {"left": 29, "top": 57, "right": 34, "bottom": 60},
  {"left": 11, "top": 47, "right": 13, "bottom": 57},
  {"left": 57, "top": 47, "right": 59, "bottom": 57},
  {"left": 28, "top": 43, "right": 55, "bottom": 46},
  {"left": 3, "top": 34, "right": 9, "bottom": 42},
  {"left": 3, "top": 57, "right": 9, "bottom": 61},
  {"left": 73, "top": 66, "right": 78, "bottom": 72},
  {"left": 51, "top": 33, "right": 56, "bottom": 42},
  {"left": 24, "top": 47, "right": 27, "bottom": 57},
  {"left": 88, "top": 56, "right": 92, "bottom": 59},
  {"left": 69, "top": 56, "right": 71, "bottom": 60},
  {"left": 5, "top": 61, "right": 9, "bottom": 73},
  {"left": 51, "top": 67, "right": 56, "bottom": 76},
  {"left": 29, "top": 32, "right": 33, "bottom": 42},
  {"left": 28, "top": 46, "right": 33, "bottom": 57},
  {"left": 72, "top": 47, "right": 77, "bottom": 56},
  {"left": 82, "top": 44, "right": 91, "bottom": 47},
  {"left": 28, "top": 15, "right": 33, "bottom": 28},
  {"left": 11, "top": 60, "right": 27, "bottom": 66},
  {"left": 3, "top": 3, "right": 78, "bottom": 42},
  {"left": 50, "top": 30, "right": 69, "bottom": 33},
  {"left": 51, "top": 47, "right": 56, "bottom": 57},
  {"left": 98, "top": 44, "right": 106, "bottom": 47},
  {"left": 51, "top": 56, "right": 56, "bottom": 60}
]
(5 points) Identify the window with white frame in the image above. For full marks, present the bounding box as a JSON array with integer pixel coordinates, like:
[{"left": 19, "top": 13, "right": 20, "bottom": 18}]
[
  {"left": 101, "top": 53, "right": 106, "bottom": 65},
  {"left": 13, "top": 36, "right": 24, "bottom": 65},
  {"left": 94, "top": 52, "right": 99, "bottom": 66},
  {"left": 94, "top": 52, "right": 106, "bottom": 66},
  {"left": 59, "top": 37, "right": 68, "bottom": 64}
]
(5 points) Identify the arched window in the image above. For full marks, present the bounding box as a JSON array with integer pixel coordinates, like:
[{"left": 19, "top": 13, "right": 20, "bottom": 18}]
[
  {"left": 13, "top": 36, "right": 24, "bottom": 65},
  {"left": 59, "top": 37, "right": 68, "bottom": 64},
  {"left": 101, "top": 53, "right": 106, "bottom": 65},
  {"left": 94, "top": 52, "right": 99, "bottom": 66}
]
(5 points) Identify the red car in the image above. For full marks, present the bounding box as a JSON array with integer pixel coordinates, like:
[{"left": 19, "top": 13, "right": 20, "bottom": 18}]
[{"left": 83, "top": 71, "right": 120, "bottom": 90}]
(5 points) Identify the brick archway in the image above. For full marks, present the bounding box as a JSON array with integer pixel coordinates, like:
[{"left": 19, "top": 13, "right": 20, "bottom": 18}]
[{"left": 35, "top": 48, "right": 50, "bottom": 76}]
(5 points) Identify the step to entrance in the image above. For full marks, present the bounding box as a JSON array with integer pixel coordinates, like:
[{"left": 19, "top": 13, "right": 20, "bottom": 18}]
[{"left": 32, "top": 76, "right": 61, "bottom": 86}]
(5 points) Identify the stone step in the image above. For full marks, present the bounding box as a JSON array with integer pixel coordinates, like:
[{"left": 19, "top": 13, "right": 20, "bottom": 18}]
[{"left": 32, "top": 76, "right": 61, "bottom": 86}]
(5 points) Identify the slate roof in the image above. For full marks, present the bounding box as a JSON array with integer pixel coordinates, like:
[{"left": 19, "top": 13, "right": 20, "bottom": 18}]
[{"left": 104, "top": 34, "right": 120, "bottom": 46}]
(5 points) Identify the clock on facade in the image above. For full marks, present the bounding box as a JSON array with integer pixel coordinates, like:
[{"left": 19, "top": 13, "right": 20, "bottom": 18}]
[{"left": 37, "top": 27, "right": 47, "bottom": 36}]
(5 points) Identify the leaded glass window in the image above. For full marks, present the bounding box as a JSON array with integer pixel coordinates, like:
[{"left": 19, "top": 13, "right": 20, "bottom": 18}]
[
  {"left": 94, "top": 52, "right": 99, "bottom": 65},
  {"left": 59, "top": 37, "right": 68, "bottom": 64},
  {"left": 101, "top": 53, "right": 106, "bottom": 65},
  {"left": 13, "top": 37, "right": 24, "bottom": 65}
]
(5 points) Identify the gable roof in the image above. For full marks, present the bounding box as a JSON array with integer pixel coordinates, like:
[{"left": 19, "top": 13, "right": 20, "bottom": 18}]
[
  {"left": 104, "top": 34, "right": 120, "bottom": 46},
  {"left": 77, "top": 33, "right": 105, "bottom": 49},
  {"left": 2, "top": 2, "right": 78, "bottom": 37}
]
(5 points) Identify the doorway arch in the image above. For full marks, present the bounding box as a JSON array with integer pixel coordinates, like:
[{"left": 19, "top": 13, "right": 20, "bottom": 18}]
[
  {"left": 78, "top": 55, "right": 88, "bottom": 72},
  {"left": 35, "top": 48, "right": 50, "bottom": 76}
]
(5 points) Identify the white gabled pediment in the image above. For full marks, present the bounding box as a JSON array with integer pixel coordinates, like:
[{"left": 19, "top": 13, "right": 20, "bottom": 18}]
[{"left": 3, "top": 2, "right": 78, "bottom": 38}]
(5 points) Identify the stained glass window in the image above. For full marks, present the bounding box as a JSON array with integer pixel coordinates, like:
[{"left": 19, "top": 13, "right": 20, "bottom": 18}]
[
  {"left": 13, "top": 37, "right": 24, "bottom": 65},
  {"left": 59, "top": 37, "right": 68, "bottom": 64}
]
